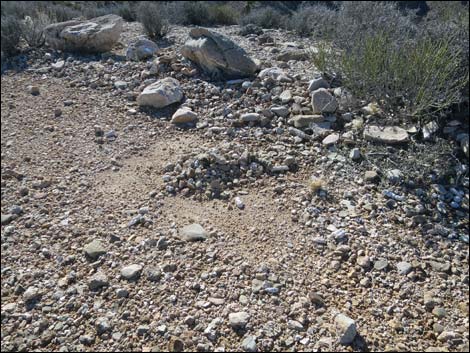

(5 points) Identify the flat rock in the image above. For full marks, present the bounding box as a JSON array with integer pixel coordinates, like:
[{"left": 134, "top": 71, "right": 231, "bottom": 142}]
[
  {"left": 396, "top": 261, "right": 412, "bottom": 275},
  {"left": 290, "top": 115, "right": 324, "bottom": 128},
  {"left": 308, "top": 77, "right": 329, "bottom": 92},
  {"left": 322, "top": 133, "right": 340, "bottom": 146},
  {"left": 83, "top": 239, "right": 107, "bottom": 260},
  {"left": 364, "top": 125, "right": 409, "bottom": 144},
  {"left": 180, "top": 224, "right": 207, "bottom": 242},
  {"left": 88, "top": 272, "right": 109, "bottom": 290},
  {"left": 121, "top": 264, "right": 143, "bottom": 280},
  {"left": 44, "top": 14, "right": 123, "bottom": 52}
]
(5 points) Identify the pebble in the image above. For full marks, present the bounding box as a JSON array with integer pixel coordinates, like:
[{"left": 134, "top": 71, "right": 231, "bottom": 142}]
[
  {"left": 229, "top": 312, "right": 250, "bottom": 329},
  {"left": 121, "top": 264, "right": 143, "bottom": 280},
  {"left": 335, "top": 313, "right": 357, "bottom": 345}
]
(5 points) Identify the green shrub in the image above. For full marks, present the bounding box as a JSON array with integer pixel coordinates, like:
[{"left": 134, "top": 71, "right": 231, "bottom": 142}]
[
  {"left": 209, "top": 4, "right": 239, "bottom": 25},
  {"left": 20, "top": 12, "right": 51, "bottom": 48},
  {"left": 1, "top": 15, "right": 22, "bottom": 58},
  {"left": 239, "top": 7, "right": 286, "bottom": 29},
  {"left": 136, "top": 2, "right": 169, "bottom": 39}
]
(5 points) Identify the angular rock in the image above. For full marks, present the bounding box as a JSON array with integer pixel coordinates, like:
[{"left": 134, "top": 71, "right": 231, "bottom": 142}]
[
  {"left": 126, "top": 36, "right": 158, "bottom": 61},
  {"left": 350, "top": 148, "right": 361, "bottom": 161},
  {"left": 137, "top": 78, "right": 183, "bottom": 108},
  {"left": 311, "top": 88, "right": 338, "bottom": 114},
  {"left": 121, "top": 264, "right": 143, "bottom": 280},
  {"left": 180, "top": 224, "right": 207, "bottom": 242},
  {"left": 335, "top": 313, "right": 357, "bottom": 345},
  {"left": 396, "top": 261, "right": 412, "bottom": 275},
  {"left": 322, "top": 133, "right": 340, "bottom": 146},
  {"left": 363, "top": 125, "right": 409, "bottom": 144},
  {"left": 83, "top": 239, "right": 107, "bottom": 260},
  {"left": 171, "top": 108, "right": 198, "bottom": 124},
  {"left": 308, "top": 77, "right": 329, "bottom": 92},
  {"left": 290, "top": 115, "right": 324, "bottom": 128},
  {"left": 241, "top": 113, "right": 261, "bottom": 123},
  {"left": 364, "top": 170, "right": 379, "bottom": 183},
  {"left": 229, "top": 311, "right": 250, "bottom": 329},
  {"left": 241, "top": 335, "right": 257, "bottom": 352},
  {"left": 88, "top": 272, "right": 109, "bottom": 290},
  {"left": 44, "top": 15, "right": 123, "bottom": 52},
  {"left": 181, "top": 27, "right": 257, "bottom": 79}
]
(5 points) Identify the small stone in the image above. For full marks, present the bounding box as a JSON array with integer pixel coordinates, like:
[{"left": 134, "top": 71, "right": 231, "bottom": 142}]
[
  {"left": 241, "top": 335, "right": 257, "bottom": 352},
  {"left": 364, "top": 170, "right": 379, "bottom": 183},
  {"left": 83, "top": 239, "right": 107, "bottom": 260},
  {"left": 168, "top": 336, "right": 184, "bottom": 352},
  {"left": 28, "top": 85, "right": 40, "bottom": 95},
  {"left": 137, "top": 325, "right": 150, "bottom": 336},
  {"left": 350, "top": 148, "right": 361, "bottom": 161},
  {"left": 432, "top": 307, "right": 447, "bottom": 319},
  {"left": 241, "top": 113, "right": 261, "bottom": 123},
  {"left": 311, "top": 88, "right": 338, "bottom": 114},
  {"left": 322, "top": 133, "right": 340, "bottom": 146},
  {"left": 287, "top": 320, "right": 304, "bottom": 331},
  {"left": 279, "top": 90, "right": 292, "bottom": 103},
  {"left": 23, "top": 287, "right": 41, "bottom": 303},
  {"left": 386, "top": 169, "right": 403, "bottom": 184},
  {"left": 121, "top": 264, "right": 143, "bottom": 280},
  {"left": 308, "top": 77, "right": 329, "bottom": 92},
  {"left": 335, "top": 313, "right": 357, "bottom": 345},
  {"left": 1, "top": 214, "right": 15, "bottom": 225},
  {"left": 171, "top": 108, "right": 198, "bottom": 124},
  {"left": 88, "top": 272, "right": 109, "bottom": 291},
  {"left": 229, "top": 312, "right": 250, "bottom": 329},
  {"left": 96, "top": 317, "right": 111, "bottom": 335},
  {"left": 180, "top": 224, "right": 207, "bottom": 242},
  {"left": 396, "top": 261, "right": 412, "bottom": 275},
  {"left": 374, "top": 259, "right": 388, "bottom": 271},
  {"left": 363, "top": 125, "right": 409, "bottom": 144}
]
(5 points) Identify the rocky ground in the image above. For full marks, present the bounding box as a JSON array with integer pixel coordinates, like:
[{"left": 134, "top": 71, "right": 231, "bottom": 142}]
[{"left": 1, "top": 22, "right": 469, "bottom": 352}]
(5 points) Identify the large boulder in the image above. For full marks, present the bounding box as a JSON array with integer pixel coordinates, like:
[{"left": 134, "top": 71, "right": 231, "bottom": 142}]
[
  {"left": 126, "top": 36, "right": 159, "bottom": 61},
  {"left": 44, "top": 14, "right": 123, "bottom": 53},
  {"left": 181, "top": 27, "right": 258, "bottom": 79},
  {"left": 137, "top": 78, "right": 183, "bottom": 109}
]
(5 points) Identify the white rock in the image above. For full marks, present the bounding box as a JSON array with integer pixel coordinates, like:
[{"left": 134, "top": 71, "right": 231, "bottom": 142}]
[
  {"left": 137, "top": 78, "right": 183, "bottom": 108},
  {"left": 229, "top": 311, "right": 250, "bottom": 329},
  {"left": 44, "top": 15, "right": 123, "bottom": 52},
  {"left": 363, "top": 125, "right": 409, "bottom": 144},
  {"left": 335, "top": 313, "right": 357, "bottom": 345},
  {"left": 171, "top": 108, "right": 198, "bottom": 124}
]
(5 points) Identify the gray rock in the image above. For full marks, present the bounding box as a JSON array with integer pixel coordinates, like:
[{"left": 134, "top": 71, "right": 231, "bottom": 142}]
[
  {"left": 350, "top": 148, "right": 361, "bottom": 161},
  {"left": 137, "top": 325, "right": 150, "bottom": 335},
  {"left": 322, "top": 133, "right": 340, "bottom": 146},
  {"left": 335, "top": 313, "right": 357, "bottom": 345},
  {"left": 396, "top": 261, "right": 412, "bottom": 275},
  {"left": 276, "top": 50, "right": 308, "bottom": 61},
  {"left": 311, "top": 88, "right": 338, "bottom": 114},
  {"left": 432, "top": 307, "right": 446, "bottom": 319},
  {"left": 287, "top": 320, "right": 304, "bottom": 331},
  {"left": 279, "top": 90, "right": 292, "bottom": 104},
  {"left": 180, "top": 224, "right": 207, "bottom": 242},
  {"left": 386, "top": 169, "right": 403, "bottom": 184},
  {"left": 44, "top": 15, "right": 123, "bottom": 53},
  {"left": 290, "top": 115, "right": 324, "bottom": 128},
  {"left": 181, "top": 27, "right": 257, "bottom": 79},
  {"left": 83, "top": 240, "right": 106, "bottom": 260},
  {"left": 88, "top": 272, "right": 109, "bottom": 290},
  {"left": 423, "top": 121, "right": 439, "bottom": 140},
  {"left": 96, "top": 317, "right": 111, "bottom": 335},
  {"left": 171, "top": 108, "right": 198, "bottom": 124},
  {"left": 121, "top": 264, "right": 143, "bottom": 280},
  {"left": 241, "top": 335, "right": 257, "bottom": 352},
  {"left": 137, "top": 78, "right": 183, "bottom": 109},
  {"left": 363, "top": 125, "right": 409, "bottom": 144},
  {"left": 271, "top": 106, "right": 289, "bottom": 117},
  {"left": 23, "top": 287, "right": 41, "bottom": 302},
  {"left": 241, "top": 113, "right": 261, "bottom": 123},
  {"left": 1, "top": 214, "right": 15, "bottom": 225},
  {"left": 374, "top": 259, "right": 389, "bottom": 271},
  {"left": 229, "top": 311, "right": 250, "bottom": 329},
  {"left": 308, "top": 77, "right": 329, "bottom": 92},
  {"left": 126, "top": 36, "right": 158, "bottom": 61},
  {"left": 364, "top": 170, "right": 379, "bottom": 183}
]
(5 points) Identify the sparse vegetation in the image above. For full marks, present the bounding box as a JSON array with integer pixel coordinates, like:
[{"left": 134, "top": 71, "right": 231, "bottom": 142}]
[{"left": 136, "top": 2, "right": 169, "bottom": 39}]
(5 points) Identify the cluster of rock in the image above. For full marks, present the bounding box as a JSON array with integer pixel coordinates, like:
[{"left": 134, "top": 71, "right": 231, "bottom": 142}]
[{"left": 161, "top": 143, "right": 297, "bottom": 199}]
